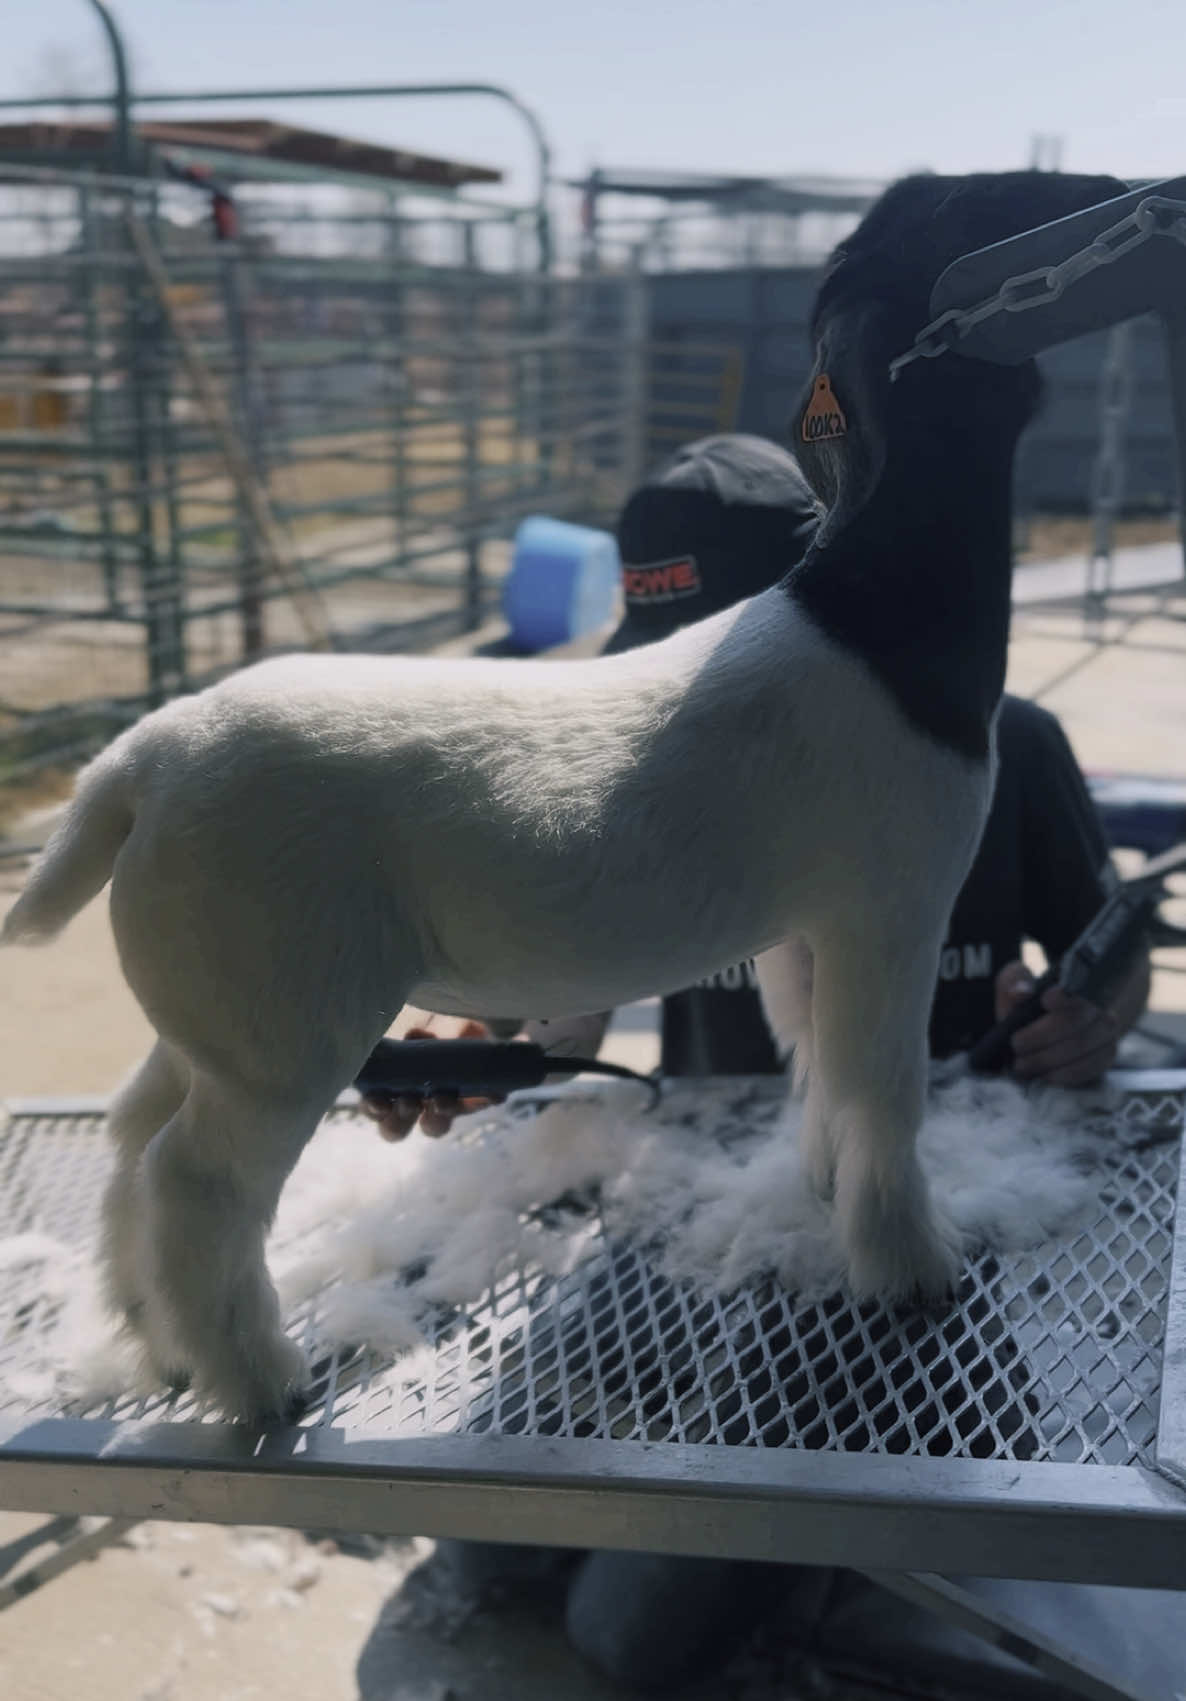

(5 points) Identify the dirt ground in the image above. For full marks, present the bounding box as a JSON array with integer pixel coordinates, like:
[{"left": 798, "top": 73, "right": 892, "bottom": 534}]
[
  {"left": 2, "top": 551, "right": 1185, "bottom": 1701},
  {"left": 1016, "top": 513, "right": 1180, "bottom": 562}
]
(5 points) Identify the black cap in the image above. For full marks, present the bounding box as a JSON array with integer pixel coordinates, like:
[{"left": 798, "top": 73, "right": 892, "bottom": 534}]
[{"left": 603, "top": 434, "right": 822, "bottom": 655}]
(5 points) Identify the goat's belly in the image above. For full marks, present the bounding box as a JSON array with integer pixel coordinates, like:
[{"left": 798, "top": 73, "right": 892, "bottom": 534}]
[
  {"left": 404, "top": 815, "right": 857, "bottom": 1021},
  {"left": 408, "top": 898, "right": 796, "bottom": 1023}
]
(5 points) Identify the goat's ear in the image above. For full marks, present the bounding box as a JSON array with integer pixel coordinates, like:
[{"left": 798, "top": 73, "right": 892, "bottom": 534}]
[{"left": 794, "top": 302, "right": 894, "bottom": 528}]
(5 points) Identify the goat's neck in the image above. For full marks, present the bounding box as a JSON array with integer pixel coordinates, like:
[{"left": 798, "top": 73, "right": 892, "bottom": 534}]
[{"left": 784, "top": 418, "right": 1019, "bottom": 760}]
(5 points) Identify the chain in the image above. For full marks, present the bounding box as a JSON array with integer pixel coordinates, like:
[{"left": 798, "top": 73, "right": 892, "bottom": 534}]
[{"left": 889, "top": 195, "right": 1186, "bottom": 378}]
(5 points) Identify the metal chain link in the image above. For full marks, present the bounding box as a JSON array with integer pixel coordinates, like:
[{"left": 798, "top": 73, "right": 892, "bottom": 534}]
[{"left": 889, "top": 195, "right": 1186, "bottom": 378}]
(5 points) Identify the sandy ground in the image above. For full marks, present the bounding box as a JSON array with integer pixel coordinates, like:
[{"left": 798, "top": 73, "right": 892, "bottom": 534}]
[
  {"left": 2, "top": 551, "right": 1185, "bottom": 1700},
  {"left": 0, "top": 1517, "right": 689, "bottom": 1701}
]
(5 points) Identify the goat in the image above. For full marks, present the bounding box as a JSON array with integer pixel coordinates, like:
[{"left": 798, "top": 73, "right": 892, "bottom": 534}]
[{"left": 2, "top": 170, "right": 1126, "bottom": 1423}]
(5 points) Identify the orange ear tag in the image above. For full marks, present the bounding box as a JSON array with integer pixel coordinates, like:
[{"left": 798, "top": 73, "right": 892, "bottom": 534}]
[{"left": 801, "top": 374, "right": 848, "bottom": 444}]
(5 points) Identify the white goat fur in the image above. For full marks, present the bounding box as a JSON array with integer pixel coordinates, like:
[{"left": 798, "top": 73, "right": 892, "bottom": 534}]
[{"left": 3, "top": 587, "right": 988, "bottom": 1419}]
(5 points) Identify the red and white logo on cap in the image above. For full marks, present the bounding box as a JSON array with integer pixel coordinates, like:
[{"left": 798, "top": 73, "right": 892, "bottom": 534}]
[{"left": 622, "top": 555, "right": 702, "bottom": 605}]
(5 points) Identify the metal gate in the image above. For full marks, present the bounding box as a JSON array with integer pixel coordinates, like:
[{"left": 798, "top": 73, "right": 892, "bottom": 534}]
[{"left": 0, "top": 163, "right": 651, "bottom": 782}]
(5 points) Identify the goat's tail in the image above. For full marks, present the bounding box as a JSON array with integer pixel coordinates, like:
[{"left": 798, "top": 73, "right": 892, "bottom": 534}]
[{"left": 2, "top": 750, "right": 135, "bottom": 945}]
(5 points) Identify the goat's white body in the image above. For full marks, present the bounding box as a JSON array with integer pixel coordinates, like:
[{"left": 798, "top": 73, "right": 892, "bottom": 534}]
[{"left": 4, "top": 585, "right": 990, "bottom": 1418}]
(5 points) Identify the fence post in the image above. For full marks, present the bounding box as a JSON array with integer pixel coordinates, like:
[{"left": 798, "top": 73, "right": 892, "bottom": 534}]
[
  {"left": 218, "top": 244, "right": 267, "bottom": 658},
  {"left": 1085, "top": 321, "right": 1134, "bottom": 625},
  {"left": 77, "top": 179, "right": 122, "bottom": 618},
  {"left": 124, "top": 208, "right": 331, "bottom": 653},
  {"left": 1162, "top": 311, "right": 1186, "bottom": 587},
  {"left": 123, "top": 190, "right": 185, "bottom": 706},
  {"left": 386, "top": 194, "right": 411, "bottom": 561},
  {"left": 621, "top": 263, "right": 650, "bottom": 494},
  {"left": 461, "top": 222, "right": 483, "bottom": 630}
]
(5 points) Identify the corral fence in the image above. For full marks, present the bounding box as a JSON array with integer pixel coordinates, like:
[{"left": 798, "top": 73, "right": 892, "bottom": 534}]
[
  {"left": 643, "top": 265, "right": 1185, "bottom": 520},
  {"left": 0, "top": 162, "right": 743, "bottom": 784}
]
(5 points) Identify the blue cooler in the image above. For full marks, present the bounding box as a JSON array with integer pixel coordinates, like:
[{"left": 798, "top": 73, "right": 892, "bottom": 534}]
[{"left": 503, "top": 516, "right": 620, "bottom": 653}]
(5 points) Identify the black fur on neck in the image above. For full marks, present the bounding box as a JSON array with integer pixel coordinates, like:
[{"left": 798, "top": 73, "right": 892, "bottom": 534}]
[
  {"left": 786, "top": 170, "right": 1128, "bottom": 759},
  {"left": 787, "top": 354, "right": 1039, "bottom": 759}
]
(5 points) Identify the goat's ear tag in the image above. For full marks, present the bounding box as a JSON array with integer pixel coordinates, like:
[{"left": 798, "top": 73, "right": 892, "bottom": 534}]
[{"left": 801, "top": 374, "right": 848, "bottom": 444}]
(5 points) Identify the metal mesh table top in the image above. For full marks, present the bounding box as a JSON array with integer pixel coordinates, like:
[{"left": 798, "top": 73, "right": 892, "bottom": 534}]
[
  {"left": 1, "top": 1073, "right": 1183, "bottom": 1460},
  {"left": 2, "top": 1074, "right": 1186, "bottom": 1583}
]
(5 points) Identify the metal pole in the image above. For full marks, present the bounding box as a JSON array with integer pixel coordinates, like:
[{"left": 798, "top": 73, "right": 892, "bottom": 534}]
[
  {"left": 217, "top": 245, "right": 266, "bottom": 658},
  {"left": 81, "top": 0, "right": 133, "bottom": 172},
  {"left": 77, "top": 178, "right": 122, "bottom": 615},
  {"left": 621, "top": 262, "right": 650, "bottom": 495},
  {"left": 0, "top": 81, "right": 554, "bottom": 274},
  {"left": 1085, "top": 320, "right": 1134, "bottom": 625},
  {"left": 386, "top": 192, "right": 410, "bottom": 561},
  {"left": 123, "top": 197, "right": 172, "bottom": 705},
  {"left": 1161, "top": 311, "right": 1186, "bottom": 589},
  {"left": 124, "top": 209, "right": 333, "bottom": 650},
  {"left": 868, "top": 1571, "right": 1144, "bottom": 1701},
  {"left": 461, "top": 222, "right": 483, "bottom": 630}
]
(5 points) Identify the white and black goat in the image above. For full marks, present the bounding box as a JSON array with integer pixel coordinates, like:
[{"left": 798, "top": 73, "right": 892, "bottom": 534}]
[{"left": 3, "top": 170, "right": 1126, "bottom": 1423}]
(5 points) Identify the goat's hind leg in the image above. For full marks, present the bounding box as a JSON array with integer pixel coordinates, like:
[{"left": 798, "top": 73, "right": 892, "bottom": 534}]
[
  {"left": 139, "top": 1068, "right": 340, "bottom": 1422},
  {"left": 100, "top": 1038, "right": 191, "bottom": 1381},
  {"left": 809, "top": 926, "right": 961, "bottom": 1306}
]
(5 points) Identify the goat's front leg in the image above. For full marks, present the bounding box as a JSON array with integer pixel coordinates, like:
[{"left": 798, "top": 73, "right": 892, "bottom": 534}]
[
  {"left": 754, "top": 937, "right": 826, "bottom": 1186},
  {"left": 807, "top": 923, "right": 961, "bottom": 1306}
]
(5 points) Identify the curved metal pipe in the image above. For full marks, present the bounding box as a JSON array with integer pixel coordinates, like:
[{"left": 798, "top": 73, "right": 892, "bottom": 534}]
[
  {"left": 82, "top": 0, "right": 133, "bottom": 171},
  {"left": 0, "top": 78, "right": 554, "bottom": 271}
]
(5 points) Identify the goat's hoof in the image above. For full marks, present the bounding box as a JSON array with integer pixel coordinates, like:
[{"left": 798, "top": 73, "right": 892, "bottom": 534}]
[
  {"left": 242, "top": 1383, "right": 311, "bottom": 1428},
  {"left": 282, "top": 1384, "right": 311, "bottom": 1423},
  {"left": 146, "top": 1353, "right": 193, "bottom": 1395},
  {"left": 138, "top": 1338, "right": 194, "bottom": 1396},
  {"left": 251, "top": 1381, "right": 311, "bottom": 1429},
  {"left": 848, "top": 1228, "right": 964, "bottom": 1314},
  {"left": 221, "top": 1338, "right": 312, "bottom": 1427}
]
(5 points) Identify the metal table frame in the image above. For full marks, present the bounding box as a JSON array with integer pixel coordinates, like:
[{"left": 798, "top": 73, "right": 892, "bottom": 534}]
[
  {"left": 1, "top": 1071, "right": 1185, "bottom": 1699},
  {"left": 2, "top": 1074, "right": 1185, "bottom": 1579}
]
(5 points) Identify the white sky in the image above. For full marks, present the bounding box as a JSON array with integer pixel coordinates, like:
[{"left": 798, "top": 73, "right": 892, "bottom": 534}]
[{"left": 5, "top": 0, "right": 1183, "bottom": 206}]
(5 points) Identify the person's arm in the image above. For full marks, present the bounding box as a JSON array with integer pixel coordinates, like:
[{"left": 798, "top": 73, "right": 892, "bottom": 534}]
[
  {"left": 996, "top": 701, "right": 1151, "bottom": 1084},
  {"left": 994, "top": 951, "right": 1151, "bottom": 1086}
]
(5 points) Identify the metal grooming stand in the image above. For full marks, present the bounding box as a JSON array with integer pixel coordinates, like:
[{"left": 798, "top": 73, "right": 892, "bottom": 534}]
[
  {"left": 4, "top": 181, "right": 1186, "bottom": 1697},
  {"left": 2, "top": 1068, "right": 1186, "bottom": 1701}
]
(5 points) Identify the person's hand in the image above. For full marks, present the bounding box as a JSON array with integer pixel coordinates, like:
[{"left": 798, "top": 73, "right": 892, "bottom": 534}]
[
  {"left": 993, "top": 960, "right": 1119, "bottom": 1087},
  {"left": 359, "top": 1016, "right": 511, "bottom": 1140}
]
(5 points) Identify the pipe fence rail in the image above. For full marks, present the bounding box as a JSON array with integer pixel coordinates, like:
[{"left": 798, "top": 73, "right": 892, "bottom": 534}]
[{"left": 0, "top": 165, "right": 742, "bottom": 784}]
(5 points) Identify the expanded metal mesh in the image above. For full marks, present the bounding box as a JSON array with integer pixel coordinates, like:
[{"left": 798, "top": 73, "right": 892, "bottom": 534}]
[{"left": 0, "top": 1080, "right": 1181, "bottom": 1471}]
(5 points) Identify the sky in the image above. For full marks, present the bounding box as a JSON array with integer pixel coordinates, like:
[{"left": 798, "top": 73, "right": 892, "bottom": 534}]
[{"left": 3, "top": 0, "right": 1184, "bottom": 208}]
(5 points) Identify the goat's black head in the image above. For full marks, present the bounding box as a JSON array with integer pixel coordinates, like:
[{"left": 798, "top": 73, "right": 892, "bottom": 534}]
[{"left": 796, "top": 170, "right": 1129, "bottom": 519}]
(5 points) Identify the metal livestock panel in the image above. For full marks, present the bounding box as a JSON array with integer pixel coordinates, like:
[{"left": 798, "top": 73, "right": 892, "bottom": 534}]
[{"left": 644, "top": 268, "right": 1180, "bottom": 514}]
